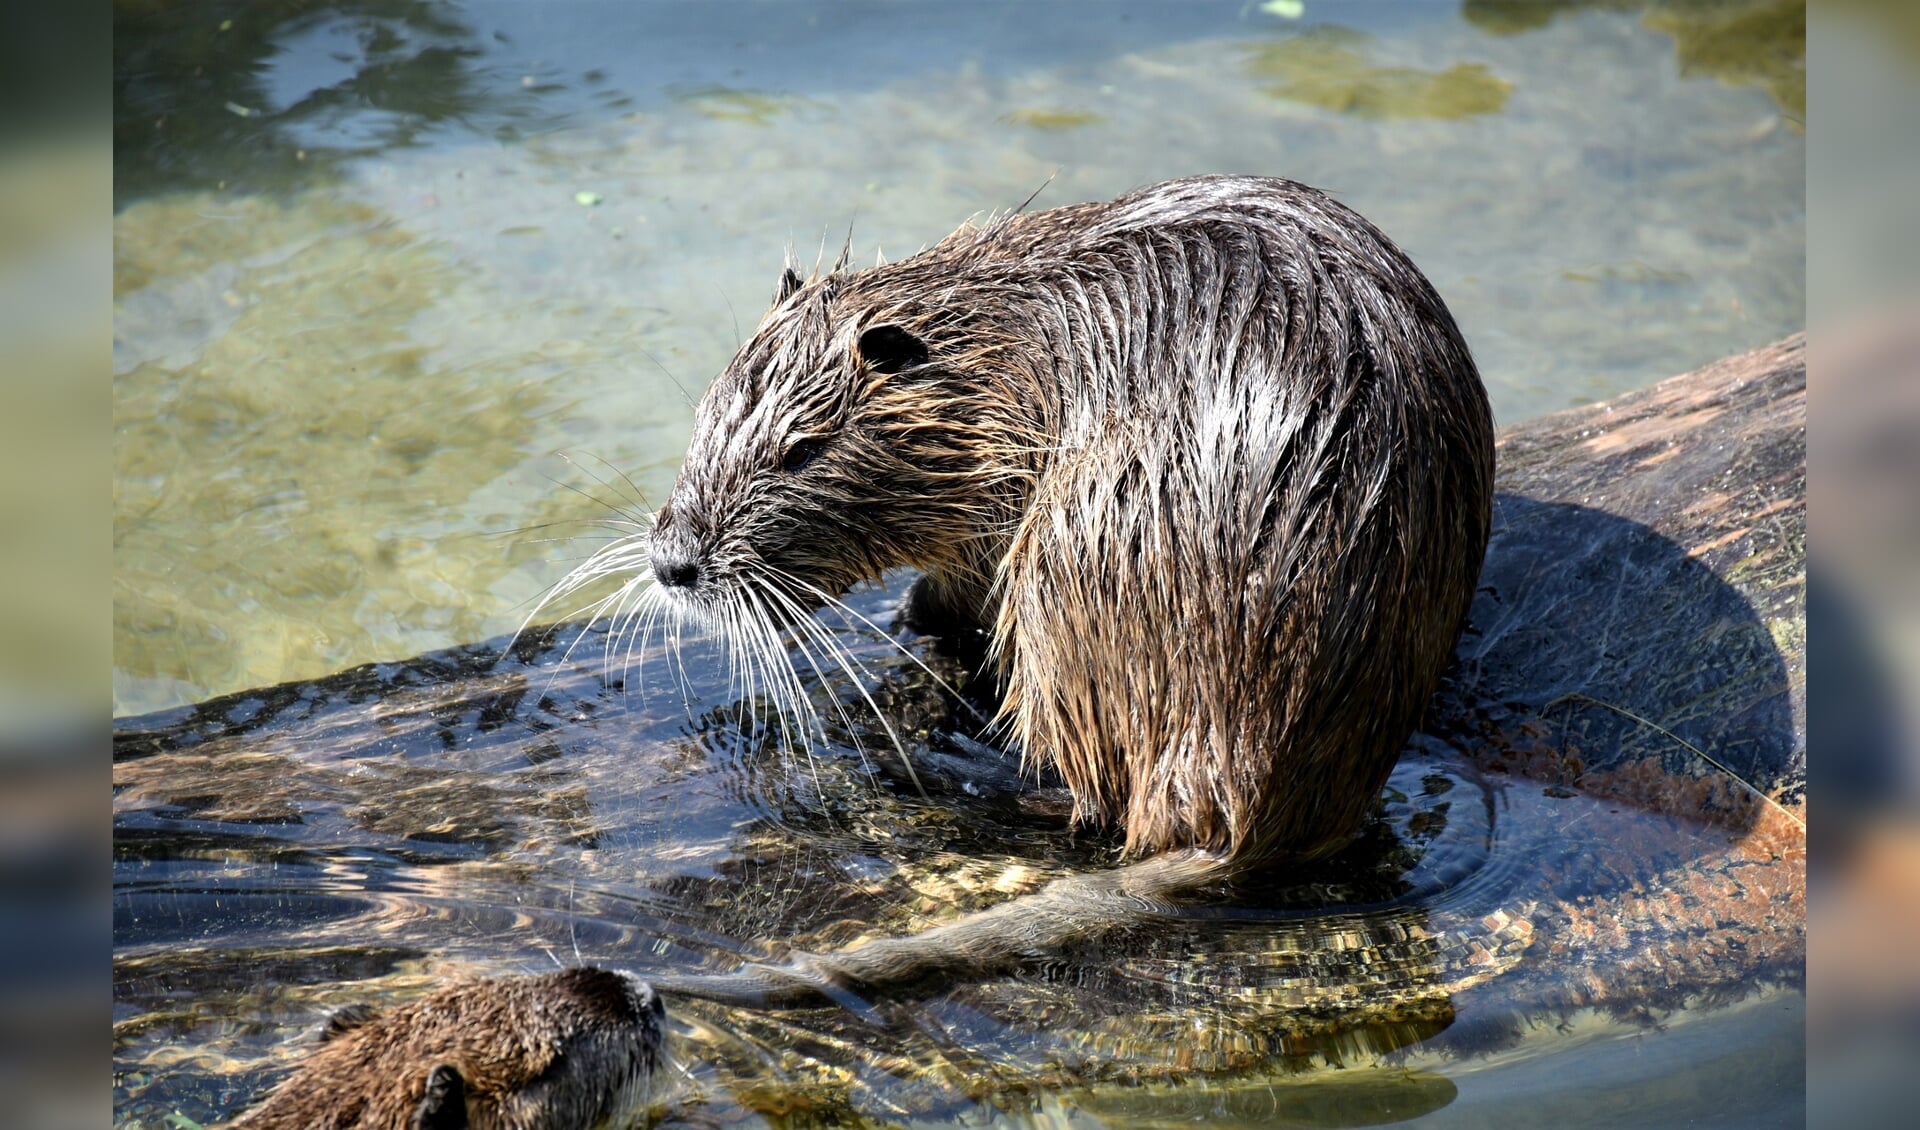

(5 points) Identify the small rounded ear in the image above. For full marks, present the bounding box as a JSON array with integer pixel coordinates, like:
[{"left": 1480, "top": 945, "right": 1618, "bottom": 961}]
[
  {"left": 858, "top": 325, "right": 929, "bottom": 374},
  {"left": 319, "top": 1003, "right": 380, "bottom": 1043},
  {"left": 413, "top": 1063, "right": 468, "bottom": 1130},
  {"left": 775, "top": 266, "right": 804, "bottom": 304}
]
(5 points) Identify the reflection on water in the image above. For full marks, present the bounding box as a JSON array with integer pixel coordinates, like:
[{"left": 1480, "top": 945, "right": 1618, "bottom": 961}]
[
  {"left": 97, "top": 615, "right": 1649, "bottom": 1125},
  {"left": 113, "top": 461, "right": 1806, "bottom": 1123}
]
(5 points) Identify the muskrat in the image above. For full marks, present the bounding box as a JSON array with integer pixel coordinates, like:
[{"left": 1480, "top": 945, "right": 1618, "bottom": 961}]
[
  {"left": 557, "top": 175, "right": 1493, "bottom": 1004},
  {"left": 224, "top": 968, "right": 666, "bottom": 1130}
]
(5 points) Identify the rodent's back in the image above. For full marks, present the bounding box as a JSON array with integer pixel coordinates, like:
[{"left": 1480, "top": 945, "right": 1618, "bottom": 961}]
[
  {"left": 652, "top": 174, "right": 1492, "bottom": 866},
  {"left": 903, "top": 176, "right": 1494, "bottom": 861},
  {"left": 225, "top": 968, "right": 664, "bottom": 1130}
]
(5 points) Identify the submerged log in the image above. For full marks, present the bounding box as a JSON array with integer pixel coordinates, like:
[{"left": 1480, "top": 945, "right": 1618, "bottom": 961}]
[{"left": 113, "top": 336, "right": 1805, "bottom": 1119}]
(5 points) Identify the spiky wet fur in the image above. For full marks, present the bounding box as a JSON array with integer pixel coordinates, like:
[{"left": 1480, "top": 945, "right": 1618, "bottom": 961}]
[
  {"left": 643, "top": 174, "right": 1491, "bottom": 863},
  {"left": 541, "top": 176, "right": 1493, "bottom": 1002},
  {"left": 225, "top": 968, "right": 665, "bottom": 1130}
]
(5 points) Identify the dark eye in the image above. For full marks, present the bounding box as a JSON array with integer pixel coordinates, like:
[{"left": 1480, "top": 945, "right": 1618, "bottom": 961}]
[{"left": 780, "top": 437, "right": 826, "bottom": 473}]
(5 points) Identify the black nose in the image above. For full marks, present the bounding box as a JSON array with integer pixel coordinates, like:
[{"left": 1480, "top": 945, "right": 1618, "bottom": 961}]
[{"left": 653, "top": 550, "right": 700, "bottom": 590}]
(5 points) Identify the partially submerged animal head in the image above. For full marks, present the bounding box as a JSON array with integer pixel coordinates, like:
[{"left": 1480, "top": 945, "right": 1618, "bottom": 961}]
[{"left": 227, "top": 967, "right": 666, "bottom": 1130}]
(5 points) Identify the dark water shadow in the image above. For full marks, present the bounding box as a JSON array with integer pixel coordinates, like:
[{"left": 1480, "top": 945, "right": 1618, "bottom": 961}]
[
  {"left": 115, "top": 0, "right": 498, "bottom": 206},
  {"left": 114, "top": 0, "right": 1376, "bottom": 208}
]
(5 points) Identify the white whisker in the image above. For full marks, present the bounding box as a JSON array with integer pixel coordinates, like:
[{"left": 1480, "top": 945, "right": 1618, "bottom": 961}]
[
  {"left": 754, "top": 576, "right": 929, "bottom": 800},
  {"left": 763, "top": 562, "right": 988, "bottom": 726}
]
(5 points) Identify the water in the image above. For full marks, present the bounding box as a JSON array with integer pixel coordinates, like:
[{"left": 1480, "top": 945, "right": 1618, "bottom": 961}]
[
  {"left": 112, "top": 2, "right": 1804, "bottom": 1126},
  {"left": 112, "top": 599, "right": 1804, "bottom": 1127},
  {"left": 112, "top": 0, "right": 1803, "bottom": 714}
]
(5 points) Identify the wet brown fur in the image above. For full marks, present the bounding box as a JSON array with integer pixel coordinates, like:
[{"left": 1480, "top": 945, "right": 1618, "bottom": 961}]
[
  {"left": 651, "top": 175, "right": 1493, "bottom": 867},
  {"left": 600, "top": 177, "right": 1498, "bottom": 1005},
  {"left": 225, "top": 968, "right": 665, "bottom": 1130}
]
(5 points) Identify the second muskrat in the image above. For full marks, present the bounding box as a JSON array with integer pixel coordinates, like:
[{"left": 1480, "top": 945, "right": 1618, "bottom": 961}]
[
  {"left": 553, "top": 175, "right": 1494, "bottom": 1004},
  {"left": 223, "top": 968, "right": 665, "bottom": 1130}
]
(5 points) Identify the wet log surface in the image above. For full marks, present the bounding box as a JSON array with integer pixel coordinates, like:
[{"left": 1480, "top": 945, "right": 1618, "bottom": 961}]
[
  {"left": 113, "top": 336, "right": 1805, "bottom": 1123},
  {"left": 1436, "top": 332, "right": 1805, "bottom": 1019}
]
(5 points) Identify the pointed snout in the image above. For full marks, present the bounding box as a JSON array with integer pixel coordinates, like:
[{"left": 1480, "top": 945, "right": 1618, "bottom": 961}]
[
  {"left": 651, "top": 546, "right": 700, "bottom": 590},
  {"left": 649, "top": 504, "right": 703, "bottom": 591}
]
